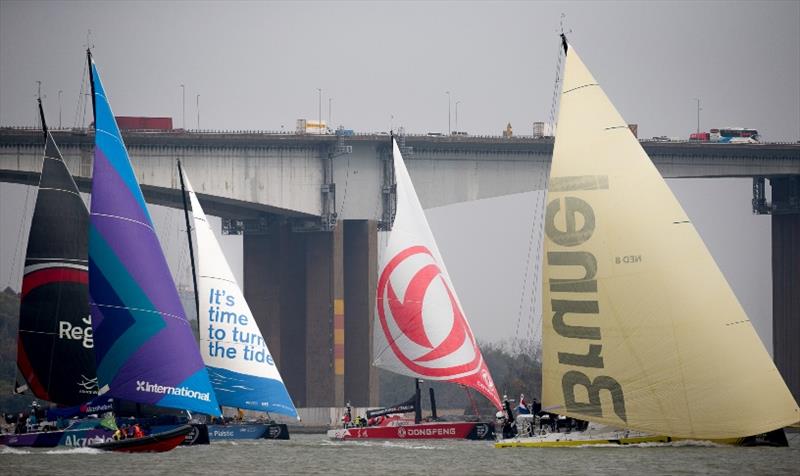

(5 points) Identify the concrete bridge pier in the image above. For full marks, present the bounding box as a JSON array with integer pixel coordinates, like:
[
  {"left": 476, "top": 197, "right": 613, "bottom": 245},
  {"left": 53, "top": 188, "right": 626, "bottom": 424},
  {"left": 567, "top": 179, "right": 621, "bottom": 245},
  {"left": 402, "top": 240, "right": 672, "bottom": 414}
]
[
  {"left": 242, "top": 218, "right": 378, "bottom": 409},
  {"left": 767, "top": 177, "right": 800, "bottom": 404},
  {"left": 755, "top": 175, "right": 800, "bottom": 403}
]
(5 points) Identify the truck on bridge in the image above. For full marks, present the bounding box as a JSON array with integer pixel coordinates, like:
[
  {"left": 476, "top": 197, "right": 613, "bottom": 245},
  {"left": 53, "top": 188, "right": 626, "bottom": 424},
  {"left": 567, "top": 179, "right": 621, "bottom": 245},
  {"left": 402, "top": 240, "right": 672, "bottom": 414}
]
[{"left": 690, "top": 127, "right": 760, "bottom": 143}]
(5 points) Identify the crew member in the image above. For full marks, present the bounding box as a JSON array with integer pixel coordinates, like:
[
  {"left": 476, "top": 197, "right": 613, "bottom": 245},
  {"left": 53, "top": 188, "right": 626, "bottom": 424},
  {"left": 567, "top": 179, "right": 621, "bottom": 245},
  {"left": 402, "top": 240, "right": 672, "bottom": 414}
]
[{"left": 342, "top": 403, "right": 352, "bottom": 428}]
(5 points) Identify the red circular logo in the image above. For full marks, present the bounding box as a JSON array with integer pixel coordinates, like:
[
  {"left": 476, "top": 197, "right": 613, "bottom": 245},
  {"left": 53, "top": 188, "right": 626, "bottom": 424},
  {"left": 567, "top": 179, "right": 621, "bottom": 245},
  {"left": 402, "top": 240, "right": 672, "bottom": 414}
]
[{"left": 377, "top": 245, "right": 481, "bottom": 378}]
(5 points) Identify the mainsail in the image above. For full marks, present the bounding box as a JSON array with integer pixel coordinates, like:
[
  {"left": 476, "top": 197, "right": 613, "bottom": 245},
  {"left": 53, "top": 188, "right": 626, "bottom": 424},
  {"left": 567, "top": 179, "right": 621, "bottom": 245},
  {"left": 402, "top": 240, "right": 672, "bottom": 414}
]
[
  {"left": 541, "top": 39, "right": 799, "bottom": 438},
  {"left": 373, "top": 139, "right": 502, "bottom": 410},
  {"left": 15, "top": 99, "right": 96, "bottom": 406},
  {"left": 181, "top": 169, "right": 298, "bottom": 418},
  {"left": 87, "top": 51, "right": 221, "bottom": 416}
]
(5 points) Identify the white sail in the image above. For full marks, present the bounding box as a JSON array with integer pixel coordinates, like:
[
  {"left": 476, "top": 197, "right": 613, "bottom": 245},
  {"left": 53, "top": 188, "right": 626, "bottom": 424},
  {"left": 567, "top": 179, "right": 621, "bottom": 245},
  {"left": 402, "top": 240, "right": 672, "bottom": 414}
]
[
  {"left": 183, "top": 171, "right": 298, "bottom": 418},
  {"left": 541, "top": 41, "right": 799, "bottom": 438},
  {"left": 373, "top": 139, "right": 502, "bottom": 410}
]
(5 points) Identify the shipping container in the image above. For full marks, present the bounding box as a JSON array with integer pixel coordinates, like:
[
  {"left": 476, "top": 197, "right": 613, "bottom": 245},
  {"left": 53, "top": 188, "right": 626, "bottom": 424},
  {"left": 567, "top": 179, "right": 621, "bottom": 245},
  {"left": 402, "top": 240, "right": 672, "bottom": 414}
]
[{"left": 114, "top": 116, "right": 173, "bottom": 130}]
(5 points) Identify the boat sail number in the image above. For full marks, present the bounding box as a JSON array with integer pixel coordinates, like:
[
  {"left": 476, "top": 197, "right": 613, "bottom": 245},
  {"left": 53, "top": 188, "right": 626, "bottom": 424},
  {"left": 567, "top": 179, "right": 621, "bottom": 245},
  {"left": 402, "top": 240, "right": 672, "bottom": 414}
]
[{"left": 545, "top": 175, "right": 627, "bottom": 423}]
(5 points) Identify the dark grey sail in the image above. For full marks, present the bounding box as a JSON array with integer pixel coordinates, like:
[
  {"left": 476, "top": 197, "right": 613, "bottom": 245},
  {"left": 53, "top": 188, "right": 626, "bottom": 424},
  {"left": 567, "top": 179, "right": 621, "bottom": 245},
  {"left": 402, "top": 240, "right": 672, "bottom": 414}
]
[{"left": 15, "top": 99, "right": 96, "bottom": 406}]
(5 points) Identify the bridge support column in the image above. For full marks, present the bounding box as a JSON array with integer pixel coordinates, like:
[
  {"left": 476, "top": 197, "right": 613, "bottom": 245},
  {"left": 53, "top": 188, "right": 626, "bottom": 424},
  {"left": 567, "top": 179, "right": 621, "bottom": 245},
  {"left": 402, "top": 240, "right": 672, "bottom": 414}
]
[
  {"left": 770, "top": 177, "right": 800, "bottom": 404},
  {"left": 344, "top": 220, "right": 379, "bottom": 406},
  {"left": 243, "top": 222, "right": 308, "bottom": 405},
  {"left": 243, "top": 220, "right": 378, "bottom": 409},
  {"left": 304, "top": 226, "right": 344, "bottom": 407}
]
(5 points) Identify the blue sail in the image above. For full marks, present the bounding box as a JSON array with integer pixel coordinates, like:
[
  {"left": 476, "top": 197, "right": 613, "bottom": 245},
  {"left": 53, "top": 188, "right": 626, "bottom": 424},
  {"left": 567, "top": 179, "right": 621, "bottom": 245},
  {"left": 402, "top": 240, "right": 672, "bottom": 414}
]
[
  {"left": 87, "top": 51, "right": 221, "bottom": 416},
  {"left": 183, "top": 171, "right": 298, "bottom": 418}
]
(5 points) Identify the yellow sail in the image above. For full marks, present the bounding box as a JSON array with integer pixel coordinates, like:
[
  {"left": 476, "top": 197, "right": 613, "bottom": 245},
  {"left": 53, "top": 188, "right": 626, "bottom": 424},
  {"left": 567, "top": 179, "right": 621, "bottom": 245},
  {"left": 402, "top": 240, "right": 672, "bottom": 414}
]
[{"left": 541, "top": 43, "right": 799, "bottom": 439}]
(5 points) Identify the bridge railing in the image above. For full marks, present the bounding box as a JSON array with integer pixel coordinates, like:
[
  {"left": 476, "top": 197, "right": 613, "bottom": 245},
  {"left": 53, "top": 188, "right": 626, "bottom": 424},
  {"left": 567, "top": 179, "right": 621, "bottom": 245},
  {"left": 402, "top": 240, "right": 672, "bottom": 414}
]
[{"left": 2, "top": 125, "right": 798, "bottom": 144}]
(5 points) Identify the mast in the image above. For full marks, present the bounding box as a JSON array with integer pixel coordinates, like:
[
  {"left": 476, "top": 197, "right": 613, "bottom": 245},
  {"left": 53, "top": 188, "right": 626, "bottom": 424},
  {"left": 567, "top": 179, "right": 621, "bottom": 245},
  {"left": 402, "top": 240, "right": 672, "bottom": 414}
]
[
  {"left": 414, "top": 378, "right": 422, "bottom": 424},
  {"left": 86, "top": 49, "right": 96, "bottom": 126},
  {"left": 177, "top": 160, "right": 200, "bottom": 321},
  {"left": 38, "top": 98, "right": 48, "bottom": 139}
]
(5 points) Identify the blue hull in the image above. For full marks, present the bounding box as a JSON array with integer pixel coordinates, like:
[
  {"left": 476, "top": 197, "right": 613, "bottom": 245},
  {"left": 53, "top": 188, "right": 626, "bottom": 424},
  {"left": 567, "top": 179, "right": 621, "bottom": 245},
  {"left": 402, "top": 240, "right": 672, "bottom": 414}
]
[{"left": 207, "top": 423, "right": 289, "bottom": 440}]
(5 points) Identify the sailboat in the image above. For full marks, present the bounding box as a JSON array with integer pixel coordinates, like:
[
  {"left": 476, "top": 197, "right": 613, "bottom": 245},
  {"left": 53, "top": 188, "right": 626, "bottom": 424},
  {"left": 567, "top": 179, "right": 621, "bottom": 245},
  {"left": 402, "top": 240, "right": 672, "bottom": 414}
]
[
  {"left": 14, "top": 99, "right": 96, "bottom": 407},
  {"left": 0, "top": 99, "right": 115, "bottom": 449},
  {"left": 2, "top": 55, "right": 221, "bottom": 451},
  {"left": 83, "top": 49, "right": 221, "bottom": 451},
  {"left": 178, "top": 164, "right": 298, "bottom": 440},
  {"left": 496, "top": 36, "right": 800, "bottom": 448},
  {"left": 327, "top": 138, "right": 501, "bottom": 441}
]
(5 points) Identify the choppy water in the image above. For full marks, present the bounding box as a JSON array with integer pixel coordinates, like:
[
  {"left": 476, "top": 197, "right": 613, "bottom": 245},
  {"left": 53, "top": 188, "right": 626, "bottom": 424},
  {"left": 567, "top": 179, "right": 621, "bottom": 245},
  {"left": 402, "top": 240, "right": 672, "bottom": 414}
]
[{"left": 3, "top": 433, "right": 799, "bottom": 475}]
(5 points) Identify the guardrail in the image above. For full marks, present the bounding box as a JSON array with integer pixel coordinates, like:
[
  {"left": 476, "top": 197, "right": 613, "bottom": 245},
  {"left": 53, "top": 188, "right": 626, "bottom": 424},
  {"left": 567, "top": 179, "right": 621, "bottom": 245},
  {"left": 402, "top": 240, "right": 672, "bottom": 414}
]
[{"left": 2, "top": 125, "right": 798, "bottom": 145}]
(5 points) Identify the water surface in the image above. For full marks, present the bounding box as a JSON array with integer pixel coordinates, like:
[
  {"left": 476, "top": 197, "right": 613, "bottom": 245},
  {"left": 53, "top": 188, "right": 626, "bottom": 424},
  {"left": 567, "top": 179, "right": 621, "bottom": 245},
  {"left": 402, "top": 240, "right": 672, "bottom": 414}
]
[{"left": 3, "top": 433, "right": 799, "bottom": 475}]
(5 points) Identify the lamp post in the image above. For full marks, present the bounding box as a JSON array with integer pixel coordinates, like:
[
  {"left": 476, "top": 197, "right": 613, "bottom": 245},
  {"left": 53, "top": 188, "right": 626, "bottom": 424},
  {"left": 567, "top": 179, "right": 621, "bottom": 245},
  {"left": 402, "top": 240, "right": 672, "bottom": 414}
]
[
  {"left": 455, "top": 100, "right": 461, "bottom": 133},
  {"left": 694, "top": 98, "right": 701, "bottom": 135},
  {"left": 446, "top": 91, "right": 451, "bottom": 135},
  {"left": 328, "top": 97, "right": 333, "bottom": 127},
  {"left": 180, "top": 84, "right": 186, "bottom": 129},
  {"left": 196, "top": 94, "right": 200, "bottom": 130},
  {"left": 58, "top": 90, "right": 63, "bottom": 129},
  {"left": 317, "top": 88, "right": 322, "bottom": 134}
]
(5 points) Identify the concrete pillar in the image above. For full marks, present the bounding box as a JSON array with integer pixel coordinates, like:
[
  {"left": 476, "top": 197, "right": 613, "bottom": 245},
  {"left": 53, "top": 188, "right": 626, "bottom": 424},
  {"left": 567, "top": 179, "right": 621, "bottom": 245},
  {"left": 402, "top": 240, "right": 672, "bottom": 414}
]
[
  {"left": 343, "top": 220, "right": 379, "bottom": 406},
  {"left": 242, "top": 232, "right": 281, "bottom": 362},
  {"left": 243, "top": 220, "right": 378, "bottom": 409},
  {"left": 243, "top": 222, "right": 307, "bottom": 406},
  {"left": 304, "top": 225, "right": 344, "bottom": 407},
  {"left": 773, "top": 212, "right": 800, "bottom": 404}
]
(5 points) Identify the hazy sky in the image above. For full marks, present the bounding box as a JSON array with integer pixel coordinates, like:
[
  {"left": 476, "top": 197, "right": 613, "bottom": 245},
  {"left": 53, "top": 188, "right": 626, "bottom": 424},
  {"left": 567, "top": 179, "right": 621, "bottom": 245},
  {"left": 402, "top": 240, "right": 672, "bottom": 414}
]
[
  {"left": 1, "top": 1, "right": 797, "bottom": 353},
  {"left": 1, "top": 1, "right": 798, "bottom": 139}
]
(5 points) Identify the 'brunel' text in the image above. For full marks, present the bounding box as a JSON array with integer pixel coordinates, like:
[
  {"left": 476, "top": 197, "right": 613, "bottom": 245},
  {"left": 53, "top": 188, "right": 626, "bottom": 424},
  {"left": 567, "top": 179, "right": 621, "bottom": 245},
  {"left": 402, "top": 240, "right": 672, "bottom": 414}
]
[{"left": 545, "top": 175, "right": 627, "bottom": 423}]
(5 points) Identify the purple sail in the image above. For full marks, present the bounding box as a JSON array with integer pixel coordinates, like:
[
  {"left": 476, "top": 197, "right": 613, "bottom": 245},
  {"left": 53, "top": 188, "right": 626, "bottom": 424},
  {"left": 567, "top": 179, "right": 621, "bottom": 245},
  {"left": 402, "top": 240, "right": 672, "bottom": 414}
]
[{"left": 87, "top": 50, "right": 220, "bottom": 416}]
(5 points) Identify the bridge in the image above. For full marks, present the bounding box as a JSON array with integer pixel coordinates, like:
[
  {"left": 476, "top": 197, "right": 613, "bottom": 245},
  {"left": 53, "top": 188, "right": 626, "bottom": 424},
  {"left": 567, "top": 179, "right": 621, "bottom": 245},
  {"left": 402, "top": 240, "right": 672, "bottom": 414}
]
[{"left": 1, "top": 128, "right": 798, "bottom": 408}]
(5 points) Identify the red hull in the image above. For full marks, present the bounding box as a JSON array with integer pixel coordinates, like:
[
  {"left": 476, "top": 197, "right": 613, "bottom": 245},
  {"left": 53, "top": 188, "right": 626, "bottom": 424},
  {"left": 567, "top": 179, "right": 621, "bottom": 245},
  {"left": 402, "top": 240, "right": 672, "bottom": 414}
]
[
  {"left": 106, "top": 432, "right": 187, "bottom": 453},
  {"left": 90, "top": 425, "right": 191, "bottom": 453},
  {"left": 327, "top": 421, "right": 494, "bottom": 440}
]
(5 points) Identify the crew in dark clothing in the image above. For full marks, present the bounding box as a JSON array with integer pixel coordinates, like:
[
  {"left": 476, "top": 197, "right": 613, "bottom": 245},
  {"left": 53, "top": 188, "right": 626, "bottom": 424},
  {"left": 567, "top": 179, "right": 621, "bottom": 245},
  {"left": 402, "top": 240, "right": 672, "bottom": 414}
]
[
  {"left": 501, "top": 396, "right": 518, "bottom": 438},
  {"left": 15, "top": 414, "right": 25, "bottom": 434},
  {"left": 531, "top": 398, "right": 542, "bottom": 431}
]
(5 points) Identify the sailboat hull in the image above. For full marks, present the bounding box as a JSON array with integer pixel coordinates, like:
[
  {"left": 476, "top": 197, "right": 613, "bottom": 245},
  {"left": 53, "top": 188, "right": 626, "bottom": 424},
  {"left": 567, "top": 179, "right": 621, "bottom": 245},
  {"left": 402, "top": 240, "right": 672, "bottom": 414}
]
[
  {"left": 0, "top": 422, "right": 208, "bottom": 448},
  {"left": 89, "top": 424, "right": 192, "bottom": 452},
  {"left": 495, "top": 429, "right": 789, "bottom": 448},
  {"left": 0, "top": 430, "right": 65, "bottom": 448},
  {"left": 327, "top": 421, "right": 494, "bottom": 441},
  {"left": 205, "top": 423, "right": 289, "bottom": 441}
]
